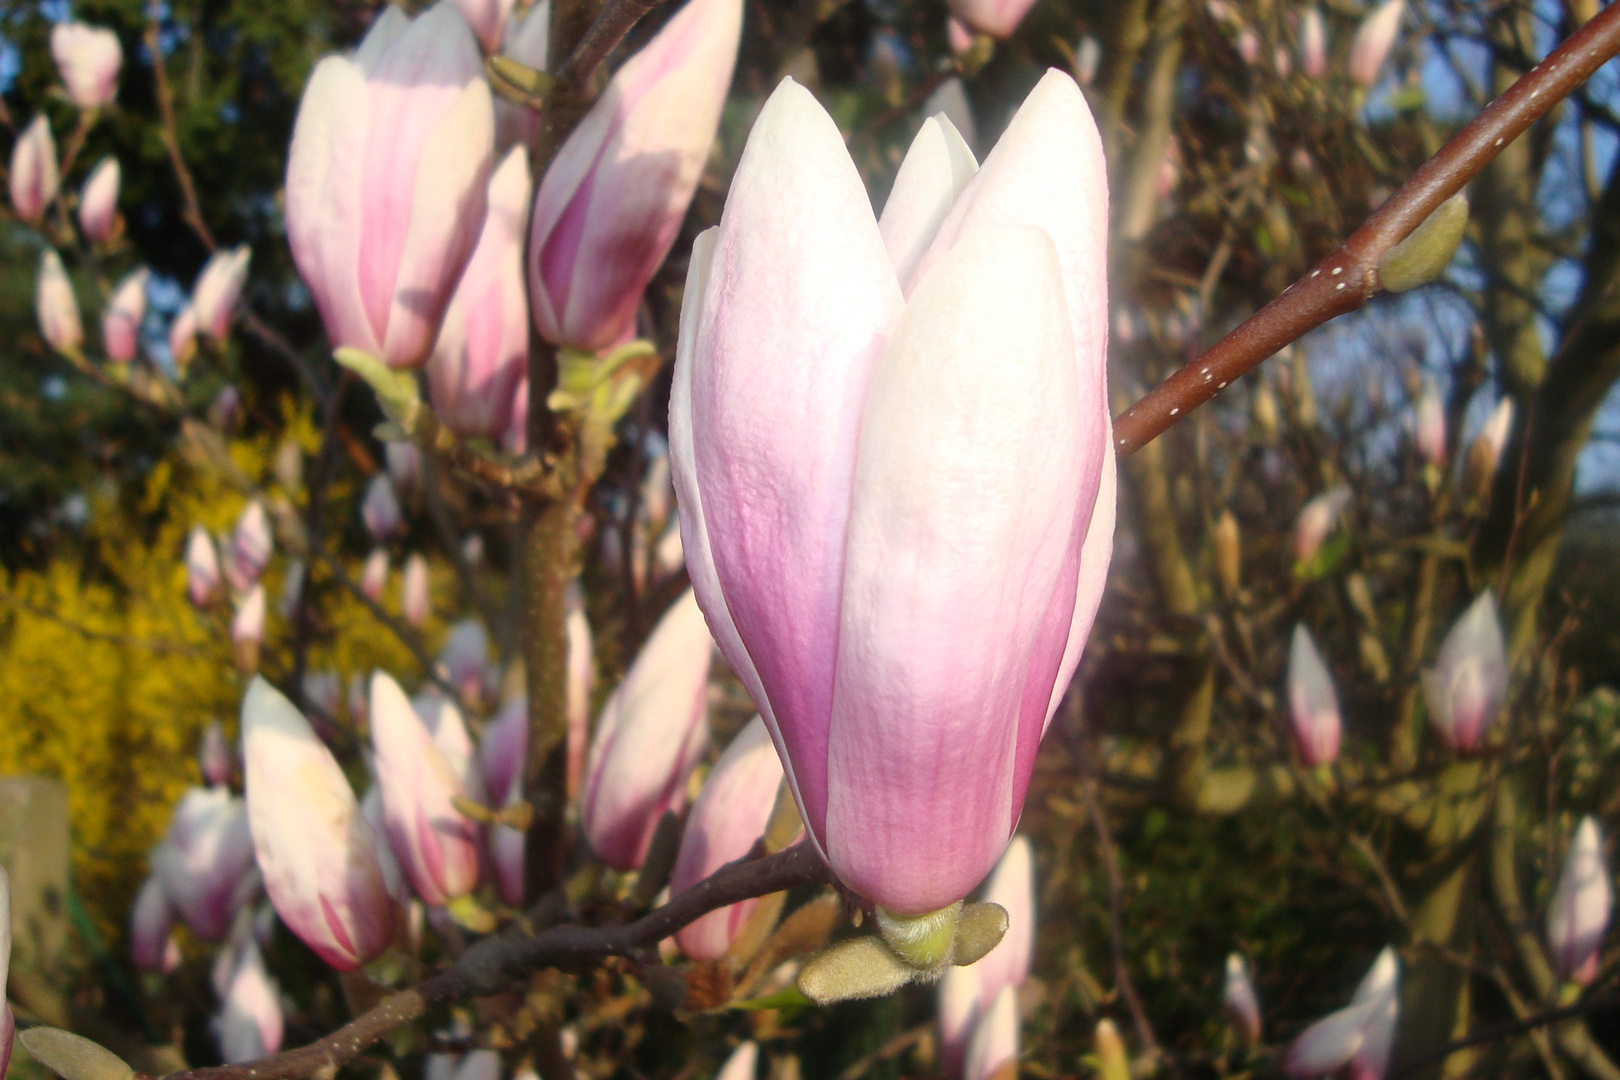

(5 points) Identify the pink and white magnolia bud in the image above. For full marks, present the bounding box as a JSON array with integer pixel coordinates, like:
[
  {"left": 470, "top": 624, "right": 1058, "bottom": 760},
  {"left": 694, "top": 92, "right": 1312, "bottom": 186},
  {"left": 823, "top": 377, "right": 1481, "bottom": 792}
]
[
  {"left": 278, "top": 559, "right": 306, "bottom": 619},
  {"left": 582, "top": 589, "right": 713, "bottom": 870},
  {"left": 1074, "top": 35, "right": 1101, "bottom": 86},
  {"left": 1464, "top": 397, "right": 1514, "bottom": 497},
  {"left": 211, "top": 385, "right": 243, "bottom": 430},
  {"left": 37, "top": 249, "right": 83, "bottom": 356},
  {"left": 10, "top": 116, "right": 60, "bottom": 224},
  {"left": 1348, "top": 0, "right": 1403, "bottom": 88},
  {"left": 671, "top": 72, "right": 1115, "bottom": 916},
  {"left": 1300, "top": 7, "right": 1327, "bottom": 78},
  {"left": 286, "top": 1, "right": 495, "bottom": 370},
  {"left": 437, "top": 620, "right": 490, "bottom": 706},
  {"left": 1292, "top": 485, "right": 1351, "bottom": 563},
  {"left": 103, "top": 267, "right": 148, "bottom": 364},
  {"left": 453, "top": 0, "right": 515, "bottom": 52},
  {"left": 193, "top": 245, "right": 251, "bottom": 342},
  {"left": 187, "top": 526, "right": 222, "bottom": 607},
  {"left": 362, "top": 474, "right": 404, "bottom": 541},
  {"left": 151, "top": 786, "right": 256, "bottom": 940},
  {"left": 1288, "top": 624, "right": 1341, "bottom": 767},
  {"left": 360, "top": 548, "right": 389, "bottom": 602},
  {"left": 401, "top": 553, "right": 430, "bottom": 627},
  {"left": 386, "top": 440, "right": 422, "bottom": 492},
  {"left": 528, "top": 0, "right": 743, "bottom": 351},
  {"left": 1415, "top": 379, "right": 1445, "bottom": 466},
  {"left": 1547, "top": 817, "right": 1611, "bottom": 985},
  {"left": 1224, "top": 953, "right": 1262, "bottom": 1045},
  {"left": 51, "top": 22, "right": 122, "bottom": 109},
  {"left": 215, "top": 942, "right": 283, "bottom": 1063},
  {"left": 169, "top": 305, "right": 198, "bottom": 371},
  {"left": 939, "top": 837, "right": 1034, "bottom": 1075},
  {"left": 201, "top": 719, "right": 232, "bottom": 787},
  {"left": 233, "top": 584, "right": 267, "bottom": 647},
  {"left": 963, "top": 985, "right": 1018, "bottom": 1080},
  {"left": 242, "top": 677, "right": 395, "bottom": 969},
  {"left": 567, "top": 592, "right": 594, "bottom": 800},
  {"left": 370, "top": 671, "right": 482, "bottom": 905},
  {"left": 235, "top": 501, "right": 274, "bottom": 583},
  {"left": 1422, "top": 591, "right": 1507, "bottom": 753},
  {"left": 78, "top": 157, "right": 120, "bottom": 244},
  {"left": 947, "top": 0, "right": 1038, "bottom": 39},
  {"left": 130, "top": 874, "right": 179, "bottom": 973},
  {"left": 947, "top": 17, "right": 975, "bottom": 56},
  {"left": 671, "top": 717, "right": 787, "bottom": 961},
  {"left": 716, "top": 1042, "right": 758, "bottom": 1080},
  {"left": 478, "top": 694, "right": 527, "bottom": 816},
  {"left": 1284, "top": 947, "right": 1399, "bottom": 1080},
  {"left": 494, "top": 1, "right": 551, "bottom": 153},
  {"left": 1236, "top": 27, "right": 1260, "bottom": 65},
  {"left": 414, "top": 690, "right": 483, "bottom": 799},
  {"left": 428, "top": 147, "right": 531, "bottom": 438}
]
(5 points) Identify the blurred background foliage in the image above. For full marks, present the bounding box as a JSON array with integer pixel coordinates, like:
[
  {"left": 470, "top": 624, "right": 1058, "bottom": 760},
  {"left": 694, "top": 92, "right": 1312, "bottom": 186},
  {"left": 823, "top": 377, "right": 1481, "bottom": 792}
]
[{"left": 2, "top": 0, "right": 1620, "bottom": 1076}]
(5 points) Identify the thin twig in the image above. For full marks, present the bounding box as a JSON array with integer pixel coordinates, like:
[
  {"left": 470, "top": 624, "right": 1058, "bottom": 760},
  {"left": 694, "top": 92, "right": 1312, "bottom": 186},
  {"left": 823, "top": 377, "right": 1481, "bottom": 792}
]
[
  {"left": 1390, "top": 990, "right": 1620, "bottom": 1078},
  {"left": 553, "top": 0, "right": 668, "bottom": 90},
  {"left": 1113, "top": 1, "right": 1620, "bottom": 456},
  {"left": 157, "top": 843, "right": 830, "bottom": 1080}
]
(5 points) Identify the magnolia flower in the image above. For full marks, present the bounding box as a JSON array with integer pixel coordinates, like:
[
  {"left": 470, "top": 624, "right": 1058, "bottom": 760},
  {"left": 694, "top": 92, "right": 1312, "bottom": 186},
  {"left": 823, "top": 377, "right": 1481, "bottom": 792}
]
[
  {"left": 1300, "top": 7, "right": 1327, "bottom": 78},
  {"left": 241, "top": 678, "right": 396, "bottom": 969},
  {"left": 234, "top": 501, "right": 275, "bottom": 583},
  {"left": 1283, "top": 947, "right": 1399, "bottom": 1080},
  {"left": 1224, "top": 953, "right": 1262, "bottom": 1045},
  {"left": 947, "top": 0, "right": 1039, "bottom": 38},
  {"left": 103, "top": 267, "right": 148, "bottom": 364},
  {"left": 1464, "top": 397, "right": 1514, "bottom": 498},
  {"left": 493, "top": 0, "right": 551, "bottom": 152},
  {"left": 1547, "top": 816, "right": 1611, "bottom": 984},
  {"left": 1415, "top": 379, "right": 1445, "bottom": 466},
  {"left": 286, "top": 1, "right": 495, "bottom": 370},
  {"left": 582, "top": 589, "right": 713, "bottom": 870},
  {"left": 1349, "top": 0, "right": 1403, "bottom": 88},
  {"left": 1074, "top": 35, "right": 1101, "bottom": 86},
  {"left": 201, "top": 720, "right": 232, "bottom": 787},
  {"left": 528, "top": 0, "right": 743, "bottom": 351},
  {"left": 1293, "top": 486, "right": 1351, "bottom": 563},
  {"left": 427, "top": 147, "right": 531, "bottom": 438},
  {"left": 193, "top": 245, "right": 252, "bottom": 342},
  {"left": 233, "top": 584, "right": 267, "bottom": 647},
  {"left": 567, "top": 589, "right": 594, "bottom": 800},
  {"left": 1422, "top": 591, "right": 1507, "bottom": 753},
  {"left": 939, "top": 837, "right": 1035, "bottom": 1075},
  {"left": 51, "top": 22, "right": 122, "bottom": 109},
  {"left": 37, "top": 249, "right": 83, "bottom": 356},
  {"left": 453, "top": 0, "right": 514, "bottom": 52},
  {"left": 187, "top": 526, "right": 223, "bottom": 607},
  {"left": 361, "top": 548, "right": 389, "bottom": 602},
  {"left": 716, "top": 1043, "right": 758, "bottom": 1080},
  {"left": 9, "top": 116, "right": 59, "bottom": 224},
  {"left": 671, "top": 71, "right": 1114, "bottom": 916},
  {"left": 362, "top": 474, "right": 404, "bottom": 541},
  {"left": 169, "top": 305, "right": 198, "bottom": 370},
  {"left": 151, "top": 786, "right": 257, "bottom": 940},
  {"left": 437, "top": 620, "right": 490, "bottom": 706},
  {"left": 1288, "top": 624, "right": 1341, "bottom": 767},
  {"left": 670, "top": 717, "right": 787, "bottom": 961},
  {"left": 78, "top": 157, "right": 120, "bottom": 244},
  {"left": 371, "top": 671, "right": 482, "bottom": 905},
  {"left": 130, "top": 875, "right": 179, "bottom": 973},
  {"left": 963, "top": 986, "right": 1018, "bottom": 1080},
  {"left": 215, "top": 942, "right": 283, "bottom": 1063},
  {"left": 303, "top": 669, "right": 342, "bottom": 720},
  {"left": 402, "top": 553, "right": 430, "bottom": 627}
]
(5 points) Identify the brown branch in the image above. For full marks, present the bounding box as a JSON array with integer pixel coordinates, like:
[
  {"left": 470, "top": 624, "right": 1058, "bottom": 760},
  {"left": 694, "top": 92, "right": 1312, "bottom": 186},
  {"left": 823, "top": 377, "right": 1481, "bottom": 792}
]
[
  {"left": 158, "top": 843, "right": 830, "bottom": 1080},
  {"left": 1112, "top": 1, "right": 1620, "bottom": 457},
  {"left": 1390, "top": 990, "right": 1620, "bottom": 1079},
  {"left": 144, "top": 16, "right": 216, "bottom": 252},
  {"left": 552, "top": 0, "right": 668, "bottom": 90}
]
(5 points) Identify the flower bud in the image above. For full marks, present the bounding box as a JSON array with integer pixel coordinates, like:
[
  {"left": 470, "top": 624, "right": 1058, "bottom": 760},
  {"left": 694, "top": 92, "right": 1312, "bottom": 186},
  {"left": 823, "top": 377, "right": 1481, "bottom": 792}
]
[
  {"left": 211, "top": 386, "right": 243, "bottom": 430},
  {"left": 493, "top": 0, "right": 551, "bottom": 152},
  {"left": 37, "top": 249, "right": 83, "bottom": 356},
  {"left": 1284, "top": 947, "right": 1399, "bottom": 1080},
  {"left": 242, "top": 677, "right": 395, "bottom": 969},
  {"left": 567, "top": 590, "right": 594, "bottom": 800},
  {"left": 1292, "top": 486, "right": 1350, "bottom": 563},
  {"left": 428, "top": 148, "right": 531, "bottom": 438},
  {"left": 1074, "top": 35, "right": 1100, "bottom": 86},
  {"left": 947, "top": 0, "right": 1038, "bottom": 39},
  {"left": 193, "top": 245, "right": 251, "bottom": 342},
  {"left": 362, "top": 475, "right": 404, "bottom": 541},
  {"left": 286, "top": 1, "right": 495, "bottom": 370},
  {"left": 582, "top": 589, "right": 713, "bottom": 870},
  {"left": 963, "top": 986, "right": 1018, "bottom": 1080},
  {"left": 233, "top": 585, "right": 267, "bottom": 669},
  {"left": 102, "top": 267, "right": 148, "bottom": 364},
  {"left": 1422, "top": 591, "right": 1507, "bottom": 753},
  {"left": 201, "top": 720, "right": 232, "bottom": 787},
  {"left": 453, "top": 0, "right": 514, "bottom": 52},
  {"left": 51, "top": 22, "right": 122, "bottom": 109},
  {"left": 1414, "top": 379, "right": 1445, "bottom": 466},
  {"left": 939, "top": 837, "right": 1034, "bottom": 1074},
  {"left": 186, "top": 526, "right": 222, "bottom": 607},
  {"left": 386, "top": 440, "right": 422, "bottom": 492},
  {"left": 1463, "top": 397, "right": 1514, "bottom": 500},
  {"left": 169, "top": 305, "right": 198, "bottom": 371},
  {"left": 671, "top": 717, "right": 787, "bottom": 961},
  {"left": 360, "top": 548, "right": 389, "bottom": 602},
  {"left": 437, "top": 620, "right": 490, "bottom": 707},
  {"left": 151, "top": 787, "right": 256, "bottom": 940},
  {"left": 77, "top": 157, "right": 120, "bottom": 244},
  {"left": 1214, "top": 510, "right": 1241, "bottom": 597},
  {"left": 401, "top": 553, "right": 430, "bottom": 627},
  {"left": 129, "top": 875, "right": 179, "bottom": 973},
  {"left": 1288, "top": 624, "right": 1341, "bottom": 767},
  {"left": 10, "top": 116, "right": 59, "bottom": 224},
  {"left": 716, "top": 1042, "right": 758, "bottom": 1080},
  {"left": 234, "top": 501, "right": 274, "bottom": 583},
  {"left": 1300, "top": 7, "right": 1326, "bottom": 78},
  {"left": 1348, "top": 0, "right": 1403, "bottom": 88},
  {"left": 1547, "top": 817, "right": 1611, "bottom": 984},
  {"left": 528, "top": 0, "right": 743, "bottom": 350},
  {"left": 215, "top": 942, "right": 283, "bottom": 1063},
  {"left": 1223, "top": 953, "right": 1262, "bottom": 1045},
  {"left": 371, "top": 671, "right": 482, "bottom": 904}
]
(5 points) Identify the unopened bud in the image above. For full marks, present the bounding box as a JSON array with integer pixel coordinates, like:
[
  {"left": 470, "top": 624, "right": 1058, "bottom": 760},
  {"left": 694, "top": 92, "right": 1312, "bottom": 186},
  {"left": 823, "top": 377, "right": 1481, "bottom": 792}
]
[
  {"left": 1214, "top": 510, "right": 1241, "bottom": 596},
  {"left": 1094, "top": 1019, "right": 1130, "bottom": 1080},
  {"left": 798, "top": 936, "right": 919, "bottom": 1003},
  {"left": 876, "top": 901, "right": 963, "bottom": 971},
  {"left": 1378, "top": 194, "right": 1468, "bottom": 294}
]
